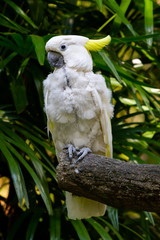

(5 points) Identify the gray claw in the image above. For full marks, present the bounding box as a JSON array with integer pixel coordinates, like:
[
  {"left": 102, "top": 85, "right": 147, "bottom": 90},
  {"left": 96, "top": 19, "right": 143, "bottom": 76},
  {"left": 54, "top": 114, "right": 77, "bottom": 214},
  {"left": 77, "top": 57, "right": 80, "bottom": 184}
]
[
  {"left": 75, "top": 147, "right": 92, "bottom": 164},
  {"left": 64, "top": 144, "right": 78, "bottom": 161}
]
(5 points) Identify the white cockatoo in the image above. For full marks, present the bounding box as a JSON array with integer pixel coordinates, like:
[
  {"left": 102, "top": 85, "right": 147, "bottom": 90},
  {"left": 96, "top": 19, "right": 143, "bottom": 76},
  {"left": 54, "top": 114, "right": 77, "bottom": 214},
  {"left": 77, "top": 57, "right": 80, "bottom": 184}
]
[{"left": 43, "top": 35, "right": 113, "bottom": 219}]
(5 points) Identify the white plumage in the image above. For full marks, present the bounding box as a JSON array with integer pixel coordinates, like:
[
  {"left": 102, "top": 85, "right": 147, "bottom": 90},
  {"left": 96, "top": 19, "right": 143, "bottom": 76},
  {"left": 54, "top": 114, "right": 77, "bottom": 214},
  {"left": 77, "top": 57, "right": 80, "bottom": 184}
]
[{"left": 43, "top": 35, "right": 113, "bottom": 219}]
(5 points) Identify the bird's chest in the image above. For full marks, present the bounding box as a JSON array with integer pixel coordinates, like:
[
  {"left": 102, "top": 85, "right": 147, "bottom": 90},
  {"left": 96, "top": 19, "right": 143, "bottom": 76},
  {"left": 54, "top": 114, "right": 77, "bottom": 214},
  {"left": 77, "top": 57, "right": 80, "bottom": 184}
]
[{"left": 46, "top": 70, "right": 98, "bottom": 124}]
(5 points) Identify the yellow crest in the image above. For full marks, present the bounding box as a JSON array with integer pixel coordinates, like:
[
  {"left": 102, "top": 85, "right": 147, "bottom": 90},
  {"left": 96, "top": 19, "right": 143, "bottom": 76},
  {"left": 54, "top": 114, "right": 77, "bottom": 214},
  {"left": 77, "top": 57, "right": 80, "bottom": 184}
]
[{"left": 85, "top": 35, "right": 111, "bottom": 52}]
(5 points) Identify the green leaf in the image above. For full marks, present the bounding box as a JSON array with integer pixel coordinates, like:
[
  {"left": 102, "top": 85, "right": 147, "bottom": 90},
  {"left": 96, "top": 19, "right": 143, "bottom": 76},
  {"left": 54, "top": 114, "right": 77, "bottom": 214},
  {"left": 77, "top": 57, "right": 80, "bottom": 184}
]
[
  {"left": 10, "top": 33, "right": 24, "bottom": 46},
  {"left": 33, "top": 145, "right": 56, "bottom": 181},
  {"left": 129, "top": 85, "right": 143, "bottom": 111},
  {"left": 112, "top": 0, "right": 131, "bottom": 33},
  {"left": 0, "top": 52, "right": 17, "bottom": 70},
  {"left": 119, "top": 97, "right": 136, "bottom": 106},
  {"left": 99, "top": 50, "right": 122, "bottom": 83},
  {"left": 120, "top": 141, "right": 160, "bottom": 163},
  {"left": 0, "top": 136, "right": 27, "bottom": 207},
  {"left": 29, "top": 63, "right": 44, "bottom": 108},
  {"left": 144, "top": 0, "right": 153, "bottom": 48},
  {"left": 1, "top": 117, "right": 55, "bottom": 155},
  {"left": 120, "top": 224, "right": 145, "bottom": 240},
  {"left": 0, "top": 35, "right": 17, "bottom": 51},
  {"left": 114, "top": 145, "right": 142, "bottom": 163},
  {"left": 0, "top": 13, "right": 29, "bottom": 33},
  {"left": 3, "top": 0, "right": 38, "bottom": 29},
  {"left": 26, "top": 210, "right": 43, "bottom": 240},
  {"left": 1, "top": 130, "right": 53, "bottom": 215},
  {"left": 113, "top": 111, "right": 145, "bottom": 123},
  {"left": 104, "top": 0, "right": 137, "bottom": 36},
  {"left": 95, "top": 0, "right": 103, "bottom": 11},
  {"left": 17, "top": 57, "right": 30, "bottom": 78},
  {"left": 140, "top": 136, "right": 160, "bottom": 148},
  {"left": 144, "top": 212, "right": 155, "bottom": 226},
  {"left": 87, "top": 218, "right": 112, "bottom": 240},
  {"left": 141, "top": 212, "right": 151, "bottom": 240},
  {"left": 1, "top": 119, "right": 56, "bottom": 210},
  {"left": 2, "top": 125, "right": 51, "bottom": 190},
  {"left": 108, "top": 60, "right": 153, "bottom": 88},
  {"left": 107, "top": 206, "right": 119, "bottom": 231},
  {"left": 97, "top": 14, "right": 116, "bottom": 32},
  {"left": 136, "top": 85, "right": 155, "bottom": 119},
  {"left": 10, "top": 142, "right": 53, "bottom": 215},
  {"left": 50, "top": 209, "right": 61, "bottom": 240},
  {"left": 10, "top": 58, "right": 29, "bottom": 113},
  {"left": 71, "top": 220, "right": 91, "bottom": 240},
  {"left": 17, "top": 165, "right": 29, "bottom": 209},
  {"left": 111, "top": 34, "right": 159, "bottom": 43},
  {"left": 10, "top": 78, "right": 28, "bottom": 113},
  {"left": 30, "top": 35, "right": 45, "bottom": 65},
  {"left": 99, "top": 217, "right": 124, "bottom": 240},
  {"left": 14, "top": 127, "right": 55, "bottom": 154},
  {"left": 132, "top": 44, "right": 158, "bottom": 63}
]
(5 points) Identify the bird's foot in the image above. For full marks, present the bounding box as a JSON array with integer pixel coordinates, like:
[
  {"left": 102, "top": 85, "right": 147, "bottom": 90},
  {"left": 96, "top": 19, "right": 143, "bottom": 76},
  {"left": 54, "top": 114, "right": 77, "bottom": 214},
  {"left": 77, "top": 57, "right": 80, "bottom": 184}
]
[
  {"left": 75, "top": 147, "right": 92, "bottom": 164},
  {"left": 64, "top": 144, "right": 78, "bottom": 161}
]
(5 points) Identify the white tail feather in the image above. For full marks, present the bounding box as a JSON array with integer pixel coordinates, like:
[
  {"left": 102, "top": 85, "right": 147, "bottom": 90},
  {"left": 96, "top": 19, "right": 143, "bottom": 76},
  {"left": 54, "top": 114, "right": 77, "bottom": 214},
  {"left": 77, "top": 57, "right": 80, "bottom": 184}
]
[{"left": 66, "top": 192, "right": 106, "bottom": 219}]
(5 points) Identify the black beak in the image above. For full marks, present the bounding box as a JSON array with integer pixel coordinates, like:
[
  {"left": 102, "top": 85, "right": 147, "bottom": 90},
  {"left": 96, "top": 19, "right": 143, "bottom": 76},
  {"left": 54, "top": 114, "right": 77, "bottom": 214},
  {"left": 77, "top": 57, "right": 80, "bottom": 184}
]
[{"left": 47, "top": 51, "right": 64, "bottom": 69}]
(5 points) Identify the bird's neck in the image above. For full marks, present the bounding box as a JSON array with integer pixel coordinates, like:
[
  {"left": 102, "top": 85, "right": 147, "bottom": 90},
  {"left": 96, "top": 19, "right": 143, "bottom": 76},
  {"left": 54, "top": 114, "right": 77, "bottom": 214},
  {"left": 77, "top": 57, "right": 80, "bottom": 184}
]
[{"left": 54, "top": 66, "right": 92, "bottom": 89}]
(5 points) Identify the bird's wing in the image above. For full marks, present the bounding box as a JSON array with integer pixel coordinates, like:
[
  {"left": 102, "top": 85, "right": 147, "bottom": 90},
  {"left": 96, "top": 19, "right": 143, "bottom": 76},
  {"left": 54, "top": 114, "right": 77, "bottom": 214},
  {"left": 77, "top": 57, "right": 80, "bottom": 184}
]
[
  {"left": 100, "top": 102, "right": 113, "bottom": 158},
  {"left": 92, "top": 88, "right": 113, "bottom": 158}
]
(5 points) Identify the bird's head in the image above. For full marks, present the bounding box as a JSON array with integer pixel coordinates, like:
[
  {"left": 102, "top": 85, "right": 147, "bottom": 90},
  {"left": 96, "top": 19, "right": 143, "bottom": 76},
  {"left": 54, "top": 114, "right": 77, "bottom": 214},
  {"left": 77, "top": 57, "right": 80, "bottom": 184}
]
[{"left": 46, "top": 35, "right": 111, "bottom": 72}]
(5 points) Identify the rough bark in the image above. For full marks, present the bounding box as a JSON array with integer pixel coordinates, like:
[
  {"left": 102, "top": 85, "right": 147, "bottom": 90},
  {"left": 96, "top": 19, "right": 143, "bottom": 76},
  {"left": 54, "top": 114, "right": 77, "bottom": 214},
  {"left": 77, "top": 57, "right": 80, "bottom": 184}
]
[{"left": 57, "top": 150, "right": 160, "bottom": 212}]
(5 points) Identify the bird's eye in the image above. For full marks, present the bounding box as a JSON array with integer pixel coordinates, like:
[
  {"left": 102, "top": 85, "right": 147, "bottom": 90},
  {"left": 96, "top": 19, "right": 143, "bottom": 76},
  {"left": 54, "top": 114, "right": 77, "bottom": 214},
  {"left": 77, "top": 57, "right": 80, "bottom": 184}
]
[{"left": 59, "top": 44, "right": 67, "bottom": 51}]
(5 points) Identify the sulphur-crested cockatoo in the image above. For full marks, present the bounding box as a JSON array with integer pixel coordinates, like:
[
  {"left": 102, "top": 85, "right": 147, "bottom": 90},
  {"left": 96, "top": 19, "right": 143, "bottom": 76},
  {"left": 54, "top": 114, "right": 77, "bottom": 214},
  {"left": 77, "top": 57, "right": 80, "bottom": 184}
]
[{"left": 43, "top": 35, "right": 113, "bottom": 219}]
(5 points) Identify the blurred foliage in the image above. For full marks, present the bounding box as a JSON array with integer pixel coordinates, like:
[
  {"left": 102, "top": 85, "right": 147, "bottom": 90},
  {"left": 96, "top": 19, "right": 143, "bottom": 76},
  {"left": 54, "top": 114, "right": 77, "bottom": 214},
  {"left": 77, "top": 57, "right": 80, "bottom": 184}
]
[{"left": 0, "top": 0, "right": 160, "bottom": 239}]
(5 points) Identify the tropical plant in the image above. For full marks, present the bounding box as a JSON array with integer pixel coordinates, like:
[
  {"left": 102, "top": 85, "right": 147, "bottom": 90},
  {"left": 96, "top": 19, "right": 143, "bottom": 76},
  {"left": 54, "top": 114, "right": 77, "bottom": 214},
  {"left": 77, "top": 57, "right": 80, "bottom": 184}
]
[{"left": 0, "top": 0, "right": 160, "bottom": 239}]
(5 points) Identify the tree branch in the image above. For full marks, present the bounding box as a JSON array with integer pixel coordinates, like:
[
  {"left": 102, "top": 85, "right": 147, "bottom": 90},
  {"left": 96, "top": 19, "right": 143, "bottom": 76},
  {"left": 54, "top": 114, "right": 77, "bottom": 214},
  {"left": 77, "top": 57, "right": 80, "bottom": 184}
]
[{"left": 56, "top": 150, "right": 160, "bottom": 212}]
